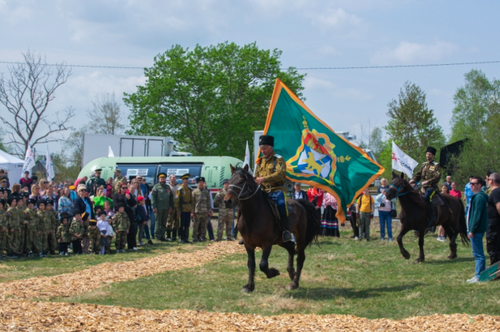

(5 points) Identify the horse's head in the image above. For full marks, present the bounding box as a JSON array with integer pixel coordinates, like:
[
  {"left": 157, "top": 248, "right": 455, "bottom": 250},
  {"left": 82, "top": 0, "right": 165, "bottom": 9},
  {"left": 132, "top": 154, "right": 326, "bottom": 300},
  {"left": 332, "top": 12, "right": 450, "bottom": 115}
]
[
  {"left": 385, "top": 171, "right": 408, "bottom": 200},
  {"left": 224, "top": 164, "right": 256, "bottom": 208}
]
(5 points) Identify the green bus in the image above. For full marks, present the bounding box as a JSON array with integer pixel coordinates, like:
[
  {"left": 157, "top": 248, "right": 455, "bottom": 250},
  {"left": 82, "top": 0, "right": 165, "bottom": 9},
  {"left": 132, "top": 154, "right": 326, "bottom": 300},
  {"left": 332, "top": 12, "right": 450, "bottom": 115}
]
[{"left": 78, "top": 156, "right": 243, "bottom": 194}]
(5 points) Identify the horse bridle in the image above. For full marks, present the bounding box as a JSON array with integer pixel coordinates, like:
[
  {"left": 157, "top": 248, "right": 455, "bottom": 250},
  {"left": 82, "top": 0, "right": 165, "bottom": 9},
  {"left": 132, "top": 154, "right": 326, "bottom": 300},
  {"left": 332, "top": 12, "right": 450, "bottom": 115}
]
[
  {"left": 227, "top": 172, "right": 260, "bottom": 201},
  {"left": 389, "top": 181, "right": 421, "bottom": 197}
]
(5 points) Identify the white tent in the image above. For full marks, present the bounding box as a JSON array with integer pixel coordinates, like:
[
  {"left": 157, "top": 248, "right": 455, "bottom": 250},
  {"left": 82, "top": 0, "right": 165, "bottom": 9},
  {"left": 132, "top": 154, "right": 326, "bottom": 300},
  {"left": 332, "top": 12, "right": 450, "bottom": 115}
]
[{"left": 0, "top": 149, "right": 24, "bottom": 189}]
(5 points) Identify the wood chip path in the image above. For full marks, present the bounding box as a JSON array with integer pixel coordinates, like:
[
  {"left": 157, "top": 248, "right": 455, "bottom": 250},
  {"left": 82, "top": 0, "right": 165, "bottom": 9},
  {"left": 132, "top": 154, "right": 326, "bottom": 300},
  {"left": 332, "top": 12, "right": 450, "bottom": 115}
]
[
  {"left": 0, "top": 241, "right": 245, "bottom": 301},
  {"left": 0, "top": 300, "right": 499, "bottom": 331}
]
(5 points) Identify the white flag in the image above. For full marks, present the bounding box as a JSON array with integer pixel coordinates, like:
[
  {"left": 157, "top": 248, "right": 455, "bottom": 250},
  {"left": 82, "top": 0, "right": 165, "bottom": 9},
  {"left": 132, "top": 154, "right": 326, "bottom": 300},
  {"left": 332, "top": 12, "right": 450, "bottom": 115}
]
[
  {"left": 46, "top": 146, "right": 55, "bottom": 181},
  {"left": 243, "top": 141, "right": 252, "bottom": 173},
  {"left": 22, "top": 146, "right": 35, "bottom": 174},
  {"left": 392, "top": 141, "right": 419, "bottom": 178},
  {"left": 108, "top": 146, "right": 115, "bottom": 157}
]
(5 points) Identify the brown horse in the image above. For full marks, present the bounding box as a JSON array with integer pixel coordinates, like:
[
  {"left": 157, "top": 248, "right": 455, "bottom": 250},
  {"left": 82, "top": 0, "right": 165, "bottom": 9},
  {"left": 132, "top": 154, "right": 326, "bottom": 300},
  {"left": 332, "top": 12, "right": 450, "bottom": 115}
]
[
  {"left": 385, "top": 171, "right": 469, "bottom": 263},
  {"left": 224, "top": 165, "right": 321, "bottom": 292}
]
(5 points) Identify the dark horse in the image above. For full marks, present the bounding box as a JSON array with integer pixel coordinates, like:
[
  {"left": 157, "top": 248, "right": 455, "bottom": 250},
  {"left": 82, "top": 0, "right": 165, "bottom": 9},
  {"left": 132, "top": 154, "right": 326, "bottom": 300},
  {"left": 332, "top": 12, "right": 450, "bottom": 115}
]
[
  {"left": 385, "top": 172, "right": 469, "bottom": 263},
  {"left": 224, "top": 165, "right": 321, "bottom": 292}
]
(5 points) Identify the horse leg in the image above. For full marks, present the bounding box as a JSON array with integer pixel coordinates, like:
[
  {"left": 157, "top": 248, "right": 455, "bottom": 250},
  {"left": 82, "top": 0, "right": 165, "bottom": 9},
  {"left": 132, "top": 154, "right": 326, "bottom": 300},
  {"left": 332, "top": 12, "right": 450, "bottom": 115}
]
[
  {"left": 397, "top": 224, "right": 411, "bottom": 259},
  {"left": 443, "top": 223, "right": 457, "bottom": 259},
  {"left": 259, "top": 244, "right": 280, "bottom": 279},
  {"left": 416, "top": 226, "right": 426, "bottom": 263},
  {"left": 288, "top": 246, "right": 305, "bottom": 290},
  {"left": 242, "top": 245, "right": 256, "bottom": 293},
  {"left": 279, "top": 241, "right": 296, "bottom": 281}
]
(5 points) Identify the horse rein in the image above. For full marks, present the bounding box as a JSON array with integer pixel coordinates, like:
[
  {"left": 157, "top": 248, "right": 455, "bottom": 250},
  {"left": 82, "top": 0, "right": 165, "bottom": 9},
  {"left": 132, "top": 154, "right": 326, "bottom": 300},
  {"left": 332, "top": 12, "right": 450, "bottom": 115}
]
[
  {"left": 389, "top": 181, "right": 421, "bottom": 197},
  {"left": 228, "top": 172, "right": 261, "bottom": 201}
]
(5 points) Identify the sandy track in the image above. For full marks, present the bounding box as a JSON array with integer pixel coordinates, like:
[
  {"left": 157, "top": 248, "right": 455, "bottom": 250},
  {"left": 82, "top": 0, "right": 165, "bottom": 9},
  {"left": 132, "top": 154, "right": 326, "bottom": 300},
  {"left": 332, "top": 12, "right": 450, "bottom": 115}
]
[
  {"left": 0, "top": 241, "right": 245, "bottom": 300},
  {"left": 0, "top": 299, "right": 499, "bottom": 331}
]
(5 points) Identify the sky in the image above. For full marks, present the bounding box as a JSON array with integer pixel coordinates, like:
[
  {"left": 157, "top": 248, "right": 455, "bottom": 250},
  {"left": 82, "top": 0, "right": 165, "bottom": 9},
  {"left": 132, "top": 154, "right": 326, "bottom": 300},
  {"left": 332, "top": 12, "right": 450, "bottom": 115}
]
[{"left": 1, "top": 0, "right": 499, "bottom": 157}]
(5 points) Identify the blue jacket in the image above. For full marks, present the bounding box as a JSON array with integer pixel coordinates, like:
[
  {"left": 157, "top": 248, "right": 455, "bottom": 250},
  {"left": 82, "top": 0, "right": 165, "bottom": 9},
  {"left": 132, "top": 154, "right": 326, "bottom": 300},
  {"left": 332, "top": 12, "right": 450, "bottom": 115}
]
[{"left": 467, "top": 191, "right": 488, "bottom": 234}]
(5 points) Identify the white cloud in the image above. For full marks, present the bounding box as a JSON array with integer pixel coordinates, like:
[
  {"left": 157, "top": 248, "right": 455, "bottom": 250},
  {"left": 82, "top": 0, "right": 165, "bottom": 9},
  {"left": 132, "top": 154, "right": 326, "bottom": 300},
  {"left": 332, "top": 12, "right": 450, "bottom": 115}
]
[
  {"left": 372, "top": 41, "right": 458, "bottom": 64},
  {"left": 317, "top": 8, "right": 362, "bottom": 28},
  {"left": 304, "top": 77, "right": 336, "bottom": 90}
]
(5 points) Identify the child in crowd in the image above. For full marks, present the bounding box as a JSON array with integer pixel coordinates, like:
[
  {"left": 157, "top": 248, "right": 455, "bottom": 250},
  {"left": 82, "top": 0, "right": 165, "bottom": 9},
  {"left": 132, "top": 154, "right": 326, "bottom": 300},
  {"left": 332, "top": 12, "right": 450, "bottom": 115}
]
[
  {"left": 103, "top": 200, "right": 114, "bottom": 220},
  {"left": 56, "top": 212, "right": 71, "bottom": 256},
  {"left": 97, "top": 211, "right": 111, "bottom": 254},
  {"left": 0, "top": 199, "right": 7, "bottom": 259},
  {"left": 136, "top": 196, "right": 151, "bottom": 246},
  {"left": 36, "top": 200, "right": 49, "bottom": 257},
  {"left": 45, "top": 200, "right": 58, "bottom": 255},
  {"left": 70, "top": 210, "right": 84, "bottom": 254},
  {"left": 113, "top": 203, "right": 129, "bottom": 253},
  {"left": 106, "top": 214, "right": 115, "bottom": 254},
  {"left": 87, "top": 219, "right": 101, "bottom": 254},
  {"left": 24, "top": 198, "right": 39, "bottom": 257},
  {"left": 7, "top": 196, "right": 21, "bottom": 258}
]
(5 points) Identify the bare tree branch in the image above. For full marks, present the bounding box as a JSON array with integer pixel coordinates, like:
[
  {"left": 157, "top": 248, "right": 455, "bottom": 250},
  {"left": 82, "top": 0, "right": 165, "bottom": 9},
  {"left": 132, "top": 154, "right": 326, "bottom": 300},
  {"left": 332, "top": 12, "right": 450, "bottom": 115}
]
[{"left": 0, "top": 50, "right": 73, "bottom": 156}]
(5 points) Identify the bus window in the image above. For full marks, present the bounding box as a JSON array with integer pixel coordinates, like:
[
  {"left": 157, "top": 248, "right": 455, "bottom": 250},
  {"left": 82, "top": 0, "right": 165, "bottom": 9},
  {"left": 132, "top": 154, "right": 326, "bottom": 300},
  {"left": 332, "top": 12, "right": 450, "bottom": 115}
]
[
  {"left": 117, "top": 164, "right": 158, "bottom": 185},
  {"left": 159, "top": 164, "right": 202, "bottom": 187}
]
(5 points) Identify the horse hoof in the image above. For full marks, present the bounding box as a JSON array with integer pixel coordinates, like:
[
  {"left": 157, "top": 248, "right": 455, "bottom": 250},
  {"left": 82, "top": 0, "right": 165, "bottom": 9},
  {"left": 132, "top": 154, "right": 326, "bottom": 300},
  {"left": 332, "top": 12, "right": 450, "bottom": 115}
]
[
  {"left": 447, "top": 255, "right": 457, "bottom": 260},
  {"left": 415, "top": 258, "right": 424, "bottom": 263},
  {"left": 267, "top": 268, "right": 280, "bottom": 279},
  {"left": 286, "top": 282, "right": 298, "bottom": 290},
  {"left": 402, "top": 252, "right": 410, "bottom": 260},
  {"left": 241, "top": 287, "right": 253, "bottom": 293}
]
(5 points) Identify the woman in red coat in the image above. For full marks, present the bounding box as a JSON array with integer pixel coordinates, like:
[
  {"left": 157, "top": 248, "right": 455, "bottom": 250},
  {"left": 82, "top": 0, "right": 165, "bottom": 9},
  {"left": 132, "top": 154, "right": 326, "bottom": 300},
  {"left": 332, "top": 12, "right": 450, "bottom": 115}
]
[{"left": 307, "top": 187, "right": 323, "bottom": 222}]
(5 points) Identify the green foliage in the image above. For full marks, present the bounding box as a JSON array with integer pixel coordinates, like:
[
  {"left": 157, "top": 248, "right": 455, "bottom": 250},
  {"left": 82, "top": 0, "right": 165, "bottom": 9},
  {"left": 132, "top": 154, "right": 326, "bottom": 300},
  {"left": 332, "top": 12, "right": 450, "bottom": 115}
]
[
  {"left": 450, "top": 69, "right": 500, "bottom": 143},
  {"left": 124, "top": 42, "right": 305, "bottom": 157},
  {"left": 359, "top": 125, "right": 385, "bottom": 162},
  {"left": 450, "top": 70, "right": 500, "bottom": 186},
  {"left": 385, "top": 81, "right": 445, "bottom": 165},
  {"left": 65, "top": 129, "right": 85, "bottom": 171},
  {"left": 377, "top": 140, "right": 393, "bottom": 180},
  {"left": 0, "top": 127, "right": 12, "bottom": 153}
]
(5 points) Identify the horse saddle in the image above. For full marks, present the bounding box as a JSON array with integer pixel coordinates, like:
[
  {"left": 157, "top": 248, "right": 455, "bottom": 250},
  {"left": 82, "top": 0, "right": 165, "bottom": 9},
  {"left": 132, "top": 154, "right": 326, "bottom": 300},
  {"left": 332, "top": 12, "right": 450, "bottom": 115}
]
[
  {"left": 431, "top": 193, "right": 444, "bottom": 206},
  {"left": 266, "top": 196, "right": 294, "bottom": 223}
]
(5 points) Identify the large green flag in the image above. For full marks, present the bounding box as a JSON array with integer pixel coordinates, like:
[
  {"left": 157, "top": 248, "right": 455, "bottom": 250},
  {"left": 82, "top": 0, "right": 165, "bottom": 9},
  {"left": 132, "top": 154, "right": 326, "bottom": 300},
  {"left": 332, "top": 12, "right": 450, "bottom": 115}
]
[{"left": 261, "top": 79, "right": 384, "bottom": 221}]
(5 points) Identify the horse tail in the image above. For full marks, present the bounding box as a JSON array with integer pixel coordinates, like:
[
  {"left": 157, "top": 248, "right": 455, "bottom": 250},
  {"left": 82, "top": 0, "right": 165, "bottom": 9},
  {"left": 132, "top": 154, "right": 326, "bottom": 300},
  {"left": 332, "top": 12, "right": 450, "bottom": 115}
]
[
  {"left": 457, "top": 199, "right": 470, "bottom": 246},
  {"left": 296, "top": 199, "right": 321, "bottom": 246}
]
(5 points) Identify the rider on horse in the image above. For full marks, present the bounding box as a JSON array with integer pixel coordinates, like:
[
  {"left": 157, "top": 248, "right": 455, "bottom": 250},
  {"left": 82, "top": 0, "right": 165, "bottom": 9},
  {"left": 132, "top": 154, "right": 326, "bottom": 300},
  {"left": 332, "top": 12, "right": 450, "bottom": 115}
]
[
  {"left": 254, "top": 135, "right": 293, "bottom": 242},
  {"left": 413, "top": 146, "right": 441, "bottom": 227}
]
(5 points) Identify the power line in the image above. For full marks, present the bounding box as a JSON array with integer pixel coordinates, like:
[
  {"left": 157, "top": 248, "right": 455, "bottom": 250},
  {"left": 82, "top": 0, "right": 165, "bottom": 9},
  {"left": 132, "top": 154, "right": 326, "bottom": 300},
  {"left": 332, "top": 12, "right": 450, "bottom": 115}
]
[{"left": 0, "top": 60, "right": 498, "bottom": 71}]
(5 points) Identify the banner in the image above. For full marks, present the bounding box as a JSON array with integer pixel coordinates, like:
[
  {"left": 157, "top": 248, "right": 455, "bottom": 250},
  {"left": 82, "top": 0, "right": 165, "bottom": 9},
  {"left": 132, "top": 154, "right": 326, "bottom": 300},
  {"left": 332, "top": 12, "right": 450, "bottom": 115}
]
[
  {"left": 22, "top": 146, "right": 35, "bottom": 174},
  {"left": 391, "top": 141, "right": 418, "bottom": 178},
  {"left": 46, "top": 146, "right": 55, "bottom": 181},
  {"left": 261, "top": 79, "right": 384, "bottom": 221},
  {"left": 243, "top": 141, "right": 252, "bottom": 173}
]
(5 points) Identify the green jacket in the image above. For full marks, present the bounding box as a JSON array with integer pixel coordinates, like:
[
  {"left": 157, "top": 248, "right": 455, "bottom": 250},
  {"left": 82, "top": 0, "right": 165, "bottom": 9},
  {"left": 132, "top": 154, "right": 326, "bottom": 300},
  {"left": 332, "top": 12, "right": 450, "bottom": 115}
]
[
  {"left": 24, "top": 208, "right": 38, "bottom": 232},
  {"left": 468, "top": 191, "right": 488, "bottom": 234},
  {"left": 113, "top": 211, "right": 130, "bottom": 232},
  {"left": 56, "top": 224, "right": 71, "bottom": 243},
  {"left": 254, "top": 151, "right": 287, "bottom": 193},
  {"left": 7, "top": 207, "right": 20, "bottom": 230},
  {"left": 0, "top": 210, "right": 8, "bottom": 230},
  {"left": 69, "top": 219, "right": 84, "bottom": 241},
  {"left": 151, "top": 183, "right": 174, "bottom": 210},
  {"left": 88, "top": 226, "right": 101, "bottom": 241},
  {"left": 37, "top": 211, "right": 52, "bottom": 233}
]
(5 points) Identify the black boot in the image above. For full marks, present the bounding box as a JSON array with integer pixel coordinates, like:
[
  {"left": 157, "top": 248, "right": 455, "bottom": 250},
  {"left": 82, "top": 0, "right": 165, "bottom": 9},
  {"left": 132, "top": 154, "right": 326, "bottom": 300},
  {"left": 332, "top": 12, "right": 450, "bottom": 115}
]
[
  {"left": 426, "top": 201, "right": 436, "bottom": 228},
  {"left": 281, "top": 215, "right": 293, "bottom": 242},
  {"left": 172, "top": 228, "right": 177, "bottom": 241},
  {"left": 166, "top": 230, "right": 172, "bottom": 241}
]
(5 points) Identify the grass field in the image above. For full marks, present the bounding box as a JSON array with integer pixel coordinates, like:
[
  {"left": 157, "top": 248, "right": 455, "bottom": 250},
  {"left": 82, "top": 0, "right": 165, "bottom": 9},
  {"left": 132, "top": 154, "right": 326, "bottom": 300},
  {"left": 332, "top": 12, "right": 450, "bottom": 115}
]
[{"left": 40, "top": 225, "right": 499, "bottom": 320}]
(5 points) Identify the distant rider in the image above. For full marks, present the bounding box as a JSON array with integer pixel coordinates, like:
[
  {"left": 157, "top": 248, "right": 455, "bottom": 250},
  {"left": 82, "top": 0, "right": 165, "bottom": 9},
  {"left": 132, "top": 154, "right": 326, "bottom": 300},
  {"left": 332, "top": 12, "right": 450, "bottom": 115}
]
[{"left": 413, "top": 146, "right": 441, "bottom": 227}]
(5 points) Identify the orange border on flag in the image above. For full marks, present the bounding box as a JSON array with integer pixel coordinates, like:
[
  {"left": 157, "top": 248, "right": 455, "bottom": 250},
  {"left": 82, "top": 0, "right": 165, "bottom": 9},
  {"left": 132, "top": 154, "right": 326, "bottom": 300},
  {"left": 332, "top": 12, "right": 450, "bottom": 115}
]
[{"left": 262, "top": 78, "right": 385, "bottom": 221}]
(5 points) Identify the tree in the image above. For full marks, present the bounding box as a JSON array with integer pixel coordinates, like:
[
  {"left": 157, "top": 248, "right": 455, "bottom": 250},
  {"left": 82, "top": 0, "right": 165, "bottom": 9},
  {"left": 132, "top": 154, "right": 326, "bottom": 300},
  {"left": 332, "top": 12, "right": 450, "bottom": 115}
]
[
  {"left": 450, "top": 70, "right": 500, "bottom": 185},
  {"left": 87, "top": 92, "right": 125, "bottom": 135},
  {"left": 66, "top": 129, "right": 85, "bottom": 170},
  {"left": 0, "top": 127, "right": 12, "bottom": 153},
  {"left": 450, "top": 69, "right": 500, "bottom": 143},
  {"left": 358, "top": 124, "right": 385, "bottom": 162},
  {"left": 0, "top": 51, "right": 74, "bottom": 157},
  {"left": 385, "top": 81, "right": 445, "bottom": 165},
  {"left": 124, "top": 42, "right": 305, "bottom": 157}
]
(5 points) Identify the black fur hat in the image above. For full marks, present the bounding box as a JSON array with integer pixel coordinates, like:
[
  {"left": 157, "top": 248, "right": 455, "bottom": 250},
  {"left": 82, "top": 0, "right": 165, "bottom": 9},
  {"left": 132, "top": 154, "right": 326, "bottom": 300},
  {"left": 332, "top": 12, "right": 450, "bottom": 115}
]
[{"left": 259, "top": 135, "right": 274, "bottom": 147}]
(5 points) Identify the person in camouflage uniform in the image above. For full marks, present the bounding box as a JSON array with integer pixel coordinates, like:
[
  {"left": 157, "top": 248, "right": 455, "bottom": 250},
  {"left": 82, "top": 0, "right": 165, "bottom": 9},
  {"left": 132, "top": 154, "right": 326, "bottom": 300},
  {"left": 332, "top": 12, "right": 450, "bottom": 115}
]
[
  {"left": 191, "top": 177, "right": 213, "bottom": 242},
  {"left": 56, "top": 212, "right": 71, "bottom": 255},
  {"left": 0, "top": 199, "right": 8, "bottom": 259},
  {"left": 213, "top": 179, "right": 234, "bottom": 241},
  {"left": 45, "top": 200, "right": 58, "bottom": 255},
  {"left": 113, "top": 169, "right": 126, "bottom": 194},
  {"left": 87, "top": 168, "right": 107, "bottom": 197},
  {"left": 166, "top": 174, "right": 180, "bottom": 241},
  {"left": 176, "top": 173, "right": 193, "bottom": 244},
  {"left": 6, "top": 196, "right": 21, "bottom": 258},
  {"left": 70, "top": 209, "right": 85, "bottom": 254},
  {"left": 87, "top": 219, "right": 101, "bottom": 254},
  {"left": 254, "top": 135, "right": 292, "bottom": 242},
  {"left": 24, "top": 198, "right": 39, "bottom": 257},
  {"left": 413, "top": 146, "right": 441, "bottom": 227},
  {"left": 113, "top": 203, "right": 130, "bottom": 253},
  {"left": 14, "top": 195, "right": 28, "bottom": 256},
  {"left": 151, "top": 173, "right": 173, "bottom": 242},
  {"left": 36, "top": 201, "right": 49, "bottom": 257}
]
